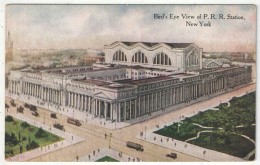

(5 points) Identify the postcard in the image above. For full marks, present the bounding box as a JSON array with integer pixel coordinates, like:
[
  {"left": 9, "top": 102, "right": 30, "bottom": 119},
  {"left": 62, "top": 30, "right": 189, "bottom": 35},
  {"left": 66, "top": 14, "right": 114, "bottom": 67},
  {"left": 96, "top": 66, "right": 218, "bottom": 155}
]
[{"left": 3, "top": 3, "right": 256, "bottom": 162}]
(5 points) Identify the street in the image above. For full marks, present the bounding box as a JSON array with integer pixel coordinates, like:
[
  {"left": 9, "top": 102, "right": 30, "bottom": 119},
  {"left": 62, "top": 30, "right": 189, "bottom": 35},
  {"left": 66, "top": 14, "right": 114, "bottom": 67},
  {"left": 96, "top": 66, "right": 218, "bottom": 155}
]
[{"left": 5, "top": 83, "right": 255, "bottom": 162}]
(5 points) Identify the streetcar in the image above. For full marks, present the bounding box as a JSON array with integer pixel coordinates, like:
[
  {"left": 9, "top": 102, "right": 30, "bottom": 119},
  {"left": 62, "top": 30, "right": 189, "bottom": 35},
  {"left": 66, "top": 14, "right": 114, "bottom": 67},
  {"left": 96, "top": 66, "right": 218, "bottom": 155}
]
[
  {"left": 67, "top": 117, "right": 81, "bottom": 126},
  {"left": 126, "top": 141, "right": 144, "bottom": 152}
]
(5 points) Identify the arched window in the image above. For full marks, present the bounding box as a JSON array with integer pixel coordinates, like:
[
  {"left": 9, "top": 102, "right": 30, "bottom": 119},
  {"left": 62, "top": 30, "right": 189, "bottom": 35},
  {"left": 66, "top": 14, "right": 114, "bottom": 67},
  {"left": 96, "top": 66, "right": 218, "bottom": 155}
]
[
  {"left": 153, "top": 52, "right": 172, "bottom": 65},
  {"left": 132, "top": 51, "right": 148, "bottom": 63},
  {"left": 113, "top": 50, "right": 127, "bottom": 62},
  {"left": 186, "top": 52, "right": 198, "bottom": 66}
]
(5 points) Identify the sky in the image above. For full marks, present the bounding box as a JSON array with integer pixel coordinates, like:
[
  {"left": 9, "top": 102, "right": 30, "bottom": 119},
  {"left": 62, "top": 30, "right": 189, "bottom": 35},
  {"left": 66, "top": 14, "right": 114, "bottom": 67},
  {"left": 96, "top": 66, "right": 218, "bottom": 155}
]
[{"left": 6, "top": 5, "right": 256, "bottom": 52}]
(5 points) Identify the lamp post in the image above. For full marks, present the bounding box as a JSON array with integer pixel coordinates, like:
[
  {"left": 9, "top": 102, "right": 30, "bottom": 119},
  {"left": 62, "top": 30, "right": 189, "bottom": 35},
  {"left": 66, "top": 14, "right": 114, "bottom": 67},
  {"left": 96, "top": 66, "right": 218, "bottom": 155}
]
[
  {"left": 109, "top": 133, "right": 112, "bottom": 149},
  {"left": 145, "top": 126, "right": 147, "bottom": 140},
  {"left": 114, "top": 119, "right": 117, "bottom": 129},
  {"left": 44, "top": 112, "right": 46, "bottom": 124}
]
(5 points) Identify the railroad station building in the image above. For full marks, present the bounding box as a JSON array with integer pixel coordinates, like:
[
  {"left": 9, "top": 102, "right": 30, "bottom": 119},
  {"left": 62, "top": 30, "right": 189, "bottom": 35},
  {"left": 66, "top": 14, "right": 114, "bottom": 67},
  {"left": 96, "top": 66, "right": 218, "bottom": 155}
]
[{"left": 8, "top": 42, "right": 253, "bottom": 122}]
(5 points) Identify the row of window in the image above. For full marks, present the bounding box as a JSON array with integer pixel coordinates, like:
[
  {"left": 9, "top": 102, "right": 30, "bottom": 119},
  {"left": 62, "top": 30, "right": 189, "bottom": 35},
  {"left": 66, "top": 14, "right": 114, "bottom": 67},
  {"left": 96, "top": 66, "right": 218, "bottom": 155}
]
[
  {"left": 113, "top": 50, "right": 199, "bottom": 66},
  {"left": 113, "top": 51, "right": 176, "bottom": 66}
]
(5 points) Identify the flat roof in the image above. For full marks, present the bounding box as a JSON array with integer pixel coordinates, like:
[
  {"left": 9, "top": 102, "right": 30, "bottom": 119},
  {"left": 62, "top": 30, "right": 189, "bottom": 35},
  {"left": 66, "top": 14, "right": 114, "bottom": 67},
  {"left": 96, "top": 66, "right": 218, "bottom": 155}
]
[
  {"left": 114, "top": 76, "right": 175, "bottom": 85},
  {"left": 74, "top": 79, "right": 134, "bottom": 89}
]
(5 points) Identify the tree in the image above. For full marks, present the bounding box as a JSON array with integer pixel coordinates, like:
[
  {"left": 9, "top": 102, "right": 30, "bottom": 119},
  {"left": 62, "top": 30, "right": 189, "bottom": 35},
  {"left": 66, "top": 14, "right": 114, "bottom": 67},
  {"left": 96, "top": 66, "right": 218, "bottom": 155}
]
[
  {"left": 5, "top": 132, "right": 18, "bottom": 146},
  {"left": 19, "top": 145, "right": 23, "bottom": 153},
  {"left": 35, "top": 127, "right": 48, "bottom": 138},
  {"left": 5, "top": 115, "right": 14, "bottom": 122},
  {"left": 26, "top": 140, "right": 39, "bottom": 151},
  {"left": 21, "top": 121, "right": 30, "bottom": 128},
  {"left": 18, "top": 132, "right": 21, "bottom": 142}
]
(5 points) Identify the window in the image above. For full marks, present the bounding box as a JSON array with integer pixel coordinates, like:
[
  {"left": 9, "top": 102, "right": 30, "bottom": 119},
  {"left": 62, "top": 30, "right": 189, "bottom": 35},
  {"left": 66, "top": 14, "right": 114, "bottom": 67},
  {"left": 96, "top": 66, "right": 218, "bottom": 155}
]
[
  {"left": 113, "top": 50, "right": 127, "bottom": 62},
  {"left": 132, "top": 51, "right": 148, "bottom": 63},
  {"left": 153, "top": 52, "right": 172, "bottom": 65},
  {"left": 186, "top": 52, "right": 198, "bottom": 66}
]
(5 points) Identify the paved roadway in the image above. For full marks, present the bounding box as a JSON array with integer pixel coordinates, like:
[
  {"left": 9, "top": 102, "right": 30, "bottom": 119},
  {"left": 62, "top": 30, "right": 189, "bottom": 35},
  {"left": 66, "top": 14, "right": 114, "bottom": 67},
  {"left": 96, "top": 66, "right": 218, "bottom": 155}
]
[{"left": 5, "top": 83, "right": 255, "bottom": 162}]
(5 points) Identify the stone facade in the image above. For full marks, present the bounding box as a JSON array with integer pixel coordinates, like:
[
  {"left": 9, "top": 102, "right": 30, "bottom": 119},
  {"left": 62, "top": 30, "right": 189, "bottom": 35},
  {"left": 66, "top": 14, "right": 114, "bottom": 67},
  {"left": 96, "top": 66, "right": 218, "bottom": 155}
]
[{"left": 8, "top": 42, "right": 253, "bottom": 123}]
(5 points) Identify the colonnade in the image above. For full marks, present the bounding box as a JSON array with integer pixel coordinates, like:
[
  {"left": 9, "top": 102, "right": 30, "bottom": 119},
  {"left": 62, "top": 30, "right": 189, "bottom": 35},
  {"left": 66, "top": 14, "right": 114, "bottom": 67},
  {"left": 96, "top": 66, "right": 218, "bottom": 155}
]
[
  {"left": 22, "top": 82, "right": 62, "bottom": 105},
  {"left": 9, "top": 80, "right": 19, "bottom": 94},
  {"left": 68, "top": 91, "right": 92, "bottom": 112},
  {"left": 93, "top": 99, "right": 113, "bottom": 120}
]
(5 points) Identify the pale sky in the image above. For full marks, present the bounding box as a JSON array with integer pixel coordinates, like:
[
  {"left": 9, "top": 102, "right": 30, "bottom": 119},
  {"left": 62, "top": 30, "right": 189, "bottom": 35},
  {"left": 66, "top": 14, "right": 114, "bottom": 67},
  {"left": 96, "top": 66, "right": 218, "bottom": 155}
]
[{"left": 6, "top": 5, "right": 256, "bottom": 52}]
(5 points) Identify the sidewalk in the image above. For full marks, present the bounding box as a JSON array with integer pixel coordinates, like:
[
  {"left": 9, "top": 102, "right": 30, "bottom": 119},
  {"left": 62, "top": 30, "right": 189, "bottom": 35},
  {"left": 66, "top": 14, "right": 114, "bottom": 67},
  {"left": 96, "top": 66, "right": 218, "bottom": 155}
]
[
  {"left": 78, "top": 148, "right": 142, "bottom": 162},
  {"left": 137, "top": 130, "right": 244, "bottom": 162},
  {"left": 135, "top": 87, "right": 256, "bottom": 162},
  {"left": 6, "top": 112, "right": 84, "bottom": 161}
]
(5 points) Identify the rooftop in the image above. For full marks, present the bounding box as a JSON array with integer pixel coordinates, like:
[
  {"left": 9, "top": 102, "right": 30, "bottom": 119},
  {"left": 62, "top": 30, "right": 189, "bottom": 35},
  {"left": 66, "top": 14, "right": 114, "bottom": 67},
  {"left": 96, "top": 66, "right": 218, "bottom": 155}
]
[
  {"left": 74, "top": 79, "right": 134, "bottom": 89},
  {"left": 114, "top": 76, "right": 175, "bottom": 85},
  {"left": 107, "top": 41, "right": 193, "bottom": 49}
]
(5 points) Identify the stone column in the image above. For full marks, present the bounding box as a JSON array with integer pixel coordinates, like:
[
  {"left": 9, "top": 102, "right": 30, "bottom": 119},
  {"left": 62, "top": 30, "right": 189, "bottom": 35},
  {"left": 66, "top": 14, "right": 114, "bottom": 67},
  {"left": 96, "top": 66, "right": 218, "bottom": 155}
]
[
  {"left": 110, "top": 103, "right": 113, "bottom": 120},
  {"left": 74, "top": 93, "right": 77, "bottom": 108},
  {"left": 95, "top": 99, "right": 98, "bottom": 116},
  {"left": 68, "top": 92, "right": 71, "bottom": 106},
  {"left": 129, "top": 100, "right": 132, "bottom": 120},
  {"left": 124, "top": 101, "right": 126, "bottom": 121},
  {"left": 88, "top": 96, "right": 91, "bottom": 112},
  {"left": 118, "top": 102, "right": 121, "bottom": 122},
  {"left": 105, "top": 101, "right": 107, "bottom": 120},
  {"left": 138, "top": 97, "right": 141, "bottom": 116},
  {"left": 98, "top": 100, "right": 101, "bottom": 117},
  {"left": 77, "top": 94, "right": 80, "bottom": 109},
  {"left": 135, "top": 99, "right": 137, "bottom": 118}
]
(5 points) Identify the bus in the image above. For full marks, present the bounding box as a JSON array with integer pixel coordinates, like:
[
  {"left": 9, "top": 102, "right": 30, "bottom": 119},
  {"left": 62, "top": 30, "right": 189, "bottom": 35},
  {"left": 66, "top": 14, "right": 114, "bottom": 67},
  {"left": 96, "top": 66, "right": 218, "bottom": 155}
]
[{"left": 126, "top": 141, "right": 144, "bottom": 152}]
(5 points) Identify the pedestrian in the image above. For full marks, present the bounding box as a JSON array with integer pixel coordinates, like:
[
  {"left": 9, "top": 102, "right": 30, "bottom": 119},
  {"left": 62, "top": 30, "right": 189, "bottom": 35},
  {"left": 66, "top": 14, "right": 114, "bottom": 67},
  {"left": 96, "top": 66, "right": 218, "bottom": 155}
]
[
  {"left": 98, "top": 149, "right": 100, "bottom": 153},
  {"left": 93, "top": 150, "right": 95, "bottom": 156},
  {"left": 128, "top": 157, "right": 130, "bottom": 161},
  {"left": 88, "top": 155, "right": 90, "bottom": 160},
  {"left": 76, "top": 156, "right": 78, "bottom": 162},
  {"left": 161, "top": 138, "right": 163, "bottom": 142}
]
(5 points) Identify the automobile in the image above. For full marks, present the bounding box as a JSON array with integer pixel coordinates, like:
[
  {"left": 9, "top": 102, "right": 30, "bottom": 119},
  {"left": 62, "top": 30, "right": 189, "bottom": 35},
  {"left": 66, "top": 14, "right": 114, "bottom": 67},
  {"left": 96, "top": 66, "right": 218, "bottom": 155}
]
[
  {"left": 10, "top": 100, "right": 16, "bottom": 107},
  {"left": 24, "top": 103, "right": 30, "bottom": 108},
  {"left": 29, "top": 105, "right": 37, "bottom": 111},
  {"left": 17, "top": 106, "right": 24, "bottom": 113},
  {"left": 53, "top": 123, "right": 65, "bottom": 131},
  {"left": 31, "top": 111, "right": 39, "bottom": 116},
  {"left": 5, "top": 103, "right": 9, "bottom": 109},
  {"left": 50, "top": 113, "right": 57, "bottom": 118},
  {"left": 166, "top": 153, "right": 177, "bottom": 159}
]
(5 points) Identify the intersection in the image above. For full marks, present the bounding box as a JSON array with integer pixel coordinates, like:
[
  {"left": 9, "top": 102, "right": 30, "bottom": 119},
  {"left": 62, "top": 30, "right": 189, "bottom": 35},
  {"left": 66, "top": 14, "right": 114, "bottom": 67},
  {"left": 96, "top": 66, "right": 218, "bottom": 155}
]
[{"left": 5, "top": 83, "right": 255, "bottom": 162}]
